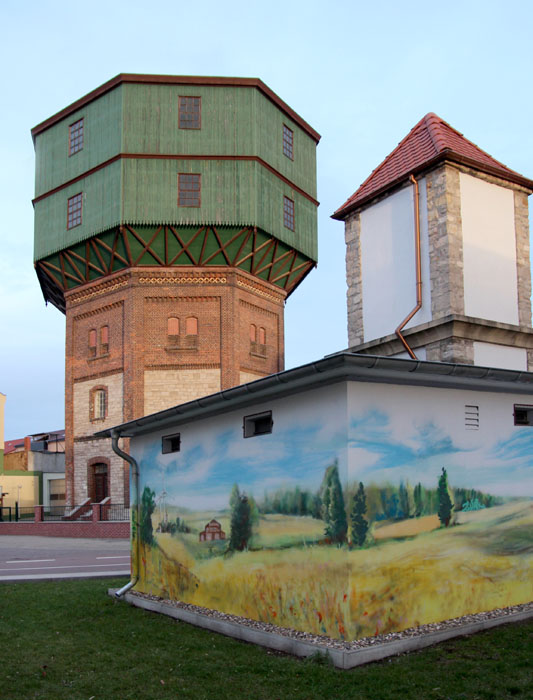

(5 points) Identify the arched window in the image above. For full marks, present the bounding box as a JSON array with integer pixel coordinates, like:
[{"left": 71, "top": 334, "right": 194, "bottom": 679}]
[
  {"left": 94, "top": 389, "right": 107, "bottom": 419},
  {"left": 186, "top": 317, "right": 198, "bottom": 335},
  {"left": 258, "top": 327, "right": 266, "bottom": 345},
  {"left": 90, "top": 386, "right": 108, "bottom": 421},
  {"left": 100, "top": 325, "right": 109, "bottom": 353},
  {"left": 168, "top": 317, "right": 180, "bottom": 336},
  {"left": 250, "top": 324, "right": 257, "bottom": 343},
  {"left": 89, "top": 329, "right": 97, "bottom": 357}
]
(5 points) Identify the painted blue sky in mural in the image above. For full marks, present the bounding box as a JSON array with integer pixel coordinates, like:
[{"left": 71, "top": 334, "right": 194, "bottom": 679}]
[
  {"left": 137, "top": 417, "right": 346, "bottom": 511},
  {"left": 348, "top": 410, "right": 533, "bottom": 498}
]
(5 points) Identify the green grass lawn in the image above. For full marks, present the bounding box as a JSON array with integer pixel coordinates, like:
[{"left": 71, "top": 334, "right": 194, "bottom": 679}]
[{"left": 1, "top": 578, "right": 532, "bottom": 700}]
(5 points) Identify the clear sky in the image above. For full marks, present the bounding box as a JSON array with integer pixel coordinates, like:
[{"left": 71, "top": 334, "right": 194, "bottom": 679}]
[{"left": 1, "top": 0, "right": 532, "bottom": 439}]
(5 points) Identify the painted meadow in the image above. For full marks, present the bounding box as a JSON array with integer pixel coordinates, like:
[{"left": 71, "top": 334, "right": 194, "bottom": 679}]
[{"left": 132, "top": 459, "right": 533, "bottom": 640}]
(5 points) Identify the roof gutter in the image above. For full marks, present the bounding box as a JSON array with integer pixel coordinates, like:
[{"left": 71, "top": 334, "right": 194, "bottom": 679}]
[
  {"left": 394, "top": 174, "right": 422, "bottom": 359},
  {"left": 111, "top": 432, "right": 140, "bottom": 598}
]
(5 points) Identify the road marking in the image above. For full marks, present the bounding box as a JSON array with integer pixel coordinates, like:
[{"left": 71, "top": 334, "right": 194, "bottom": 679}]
[
  {"left": 0, "top": 563, "right": 132, "bottom": 572},
  {"left": 0, "top": 571, "right": 129, "bottom": 581},
  {"left": 96, "top": 555, "right": 130, "bottom": 559},
  {"left": 5, "top": 559, "right": 56, "bottom": 563}
]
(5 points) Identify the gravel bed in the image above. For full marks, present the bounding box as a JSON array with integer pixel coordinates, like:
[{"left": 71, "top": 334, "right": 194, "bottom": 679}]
[{"left": 128, "top": 591, "right": 533, "bottom": 651}]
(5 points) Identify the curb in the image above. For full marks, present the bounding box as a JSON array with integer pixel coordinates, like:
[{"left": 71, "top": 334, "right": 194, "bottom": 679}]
[{"left": 109, "top": 590, "right": 533, "bottom": 670}]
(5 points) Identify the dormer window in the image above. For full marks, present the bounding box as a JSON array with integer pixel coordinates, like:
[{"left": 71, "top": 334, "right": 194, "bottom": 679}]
[
  {"left": 69, "top": 118, "right": 84, "bottom": 155},
  {"left": 179, "top": 96, "right": 201, "bottom": 129}
]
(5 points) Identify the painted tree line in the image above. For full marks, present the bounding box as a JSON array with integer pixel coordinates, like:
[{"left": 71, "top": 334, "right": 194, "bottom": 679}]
[{"left": 259, "top": 464, "right": 501, "bottom": 525}]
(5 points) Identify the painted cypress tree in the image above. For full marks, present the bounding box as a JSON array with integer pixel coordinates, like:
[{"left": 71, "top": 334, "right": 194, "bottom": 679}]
[
  {"left": 350, "top": 481, "right": 369, "bottom": 547},
  {"left": 320, "top": 463, "right": 347, "bottom": 544},
  {"left": 229, "top": 488, "right": 252, "bottom": 551},
  {"left": 413, "top": 482, "right": 424, "bottom": 517},
  {"left": 140, "top": 486, "right": 156, "bottom": 545},
  {"left": 437, "top": 468, "right": 453, "bottom": 527}
]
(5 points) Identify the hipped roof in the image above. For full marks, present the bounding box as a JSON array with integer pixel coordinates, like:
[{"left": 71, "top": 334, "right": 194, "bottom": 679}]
[{"left": 333, "top": 113, "right": 533, "bottom": 220}]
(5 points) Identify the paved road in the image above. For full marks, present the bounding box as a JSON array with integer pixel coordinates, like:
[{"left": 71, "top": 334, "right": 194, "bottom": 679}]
[{"left": 0, "top": 536, "right": 131, "bottom": 582}]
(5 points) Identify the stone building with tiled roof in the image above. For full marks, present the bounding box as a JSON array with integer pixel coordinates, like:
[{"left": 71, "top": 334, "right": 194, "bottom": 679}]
[{"left": 333, "top": 113, "right": 533, "bottom": 370}]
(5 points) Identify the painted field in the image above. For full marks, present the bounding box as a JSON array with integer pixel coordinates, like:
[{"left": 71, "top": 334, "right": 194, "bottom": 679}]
[
  {"left": 135, "top": 500, "right": 533, "bottom": 640},
  {"left": 374, "top": 514, "right": 440, "bottom": 539}
]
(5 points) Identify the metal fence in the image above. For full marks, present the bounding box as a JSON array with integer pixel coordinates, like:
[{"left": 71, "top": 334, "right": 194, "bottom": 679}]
[
  {"left": 0, "top": 505, "right": 35, "bottom": 522},
  {"left": 0, "top": 504, "right": 130, "bottom": 522},
  {"left": 104, "top": 503, "right": 130, "bottom": 521}
]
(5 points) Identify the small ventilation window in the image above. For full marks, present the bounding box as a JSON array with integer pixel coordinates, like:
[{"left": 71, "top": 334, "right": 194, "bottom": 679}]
[
  {"left": 162, "top": 433, "right": 181, "bottom": 454},
  {"left": 465, "top": 405, "right": 479, "bottom": 430},
  {"left": 514, "top": 404, "right": 533, "bottom": 426},
  {"left": 243, "top": 411, "right": 273, "bottom": 438}
]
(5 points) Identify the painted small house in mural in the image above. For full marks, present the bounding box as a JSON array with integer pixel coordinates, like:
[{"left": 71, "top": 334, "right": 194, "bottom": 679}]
[{"left": 199, "top": 519, "right": 226, "bottom": 542}]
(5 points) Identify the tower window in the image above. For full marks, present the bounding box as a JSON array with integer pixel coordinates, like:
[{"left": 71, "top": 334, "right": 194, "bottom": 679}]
[
  {"left": 90, "top": 387, "right": 108, "bottom": 421},
  {"left": 67, "top": 193, "right": 83, "bottom": 229},
  {"left": 179, "top": 96, "right": 201, "bottom": 129},
  {"left": 69, "top": 118, "right": 84, "bottom": 155},
  {"left": 178, "top": 174, "right": 201, "bottom": 207},
  {"left": 283, "top": 196, "right": 295, "bottom": 231},
  {"left": 168, "top": 317, "right": 180, "bottom": 336},
  {"left": 186, "top": 317, "right": 198, "bottom": 335},
  {"left": 243, "top": 411, "right": 273, "bottom": 438},
  {"left": 282, "top": 124, "right": 293, "bottom": 160},
  {"left": 258, "top": 327, "right": 266, "bottom": 345},
  {"left": 250, "top": 324, "right": 257, "bottom": 342}
]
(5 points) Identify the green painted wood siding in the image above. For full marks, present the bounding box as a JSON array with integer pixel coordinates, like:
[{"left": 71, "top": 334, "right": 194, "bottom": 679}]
[
  {"left": 34, "top": 159, "right": 317, "bottom": 260},
  {"left": 34, "top": 87, "right": 123, "bottom": 198},
  {"left": 34, "top": 161, "right": 121, "bottom": 260},
  {"left": 122, "top": 84, "right": 316, "bottom": 198}
]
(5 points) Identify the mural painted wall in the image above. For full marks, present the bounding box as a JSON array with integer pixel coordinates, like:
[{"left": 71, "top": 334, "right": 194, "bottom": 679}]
[{"left": 130, "top": 380, "right": 533, "bottom": 641}]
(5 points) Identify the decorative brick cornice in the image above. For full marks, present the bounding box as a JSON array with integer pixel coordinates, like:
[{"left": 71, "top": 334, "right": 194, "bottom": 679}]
[
  {"left": 139, "top": 275, "right": 227, "bottom": 285},
  {"left": 144, "top": 296, "right": 218, "bottom": 303},
  {"left": 239, "top": 299, "right": 279, "bottom": 318},
  {"left": 73, "top": 369, "right": 123, "bottom": 383},
  {"left": 144, "top": 363, "right": 220, "bottom": 371},
  {"left": 68, "top": 277, "right": 130, "bottom": 305},
  {"left": 73, "top": 300, "right": 124, "bottom": 320},
  {"left": 236, "top": 279, "right": 284, "bottom": 303}
]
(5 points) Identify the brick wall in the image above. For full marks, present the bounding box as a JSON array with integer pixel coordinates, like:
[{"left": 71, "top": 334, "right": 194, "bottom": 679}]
[
  {"left": 0, "top": 521, "right": 129, "bottom": 538},
  {"left": 64, "top": 267, "right": 286, "bottom": 506}
]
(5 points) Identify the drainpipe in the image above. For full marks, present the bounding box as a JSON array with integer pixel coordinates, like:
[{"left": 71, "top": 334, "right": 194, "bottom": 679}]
[
  {"left": 394, "top": 174, "right": 422, "bottom": 359},
  {"left": 111, "top": 431, "right": 140, "bottom": 598}
]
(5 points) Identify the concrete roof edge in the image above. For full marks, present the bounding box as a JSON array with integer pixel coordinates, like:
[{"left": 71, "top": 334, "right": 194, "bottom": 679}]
[{"left": 95, "top": 353, "right": 533, "bottom": 439}]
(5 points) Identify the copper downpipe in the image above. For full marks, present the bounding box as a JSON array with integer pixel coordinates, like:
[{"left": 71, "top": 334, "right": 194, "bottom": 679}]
[{"left": 394, "top": 174, "right": 422, "bottom": 359}]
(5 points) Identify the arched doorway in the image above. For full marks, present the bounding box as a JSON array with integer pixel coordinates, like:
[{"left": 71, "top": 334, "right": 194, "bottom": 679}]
[{"left": 92, "top": 463, "right": 109, "bottom": 502}]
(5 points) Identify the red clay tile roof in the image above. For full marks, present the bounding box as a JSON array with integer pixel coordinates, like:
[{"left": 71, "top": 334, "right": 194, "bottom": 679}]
[{"left": 333, "top": 113, "right": 533, "bottom": 220}]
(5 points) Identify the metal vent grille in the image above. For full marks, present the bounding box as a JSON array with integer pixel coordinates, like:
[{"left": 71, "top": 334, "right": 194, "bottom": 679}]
[{"left": 465, "top": 405, "right": 479, "bottom": 430}]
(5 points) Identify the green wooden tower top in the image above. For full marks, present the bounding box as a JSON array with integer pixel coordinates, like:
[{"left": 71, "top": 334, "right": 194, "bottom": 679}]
[{"left": 32, "top": 74, "right": 320, "bottom": 311}]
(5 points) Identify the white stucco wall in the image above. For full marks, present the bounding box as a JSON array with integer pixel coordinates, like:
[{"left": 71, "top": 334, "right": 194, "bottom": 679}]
[
  {"left": 460, "top": 173, "right": 519, "bottom": 325},
  {"left": 360, "top": 180, "right": 431, "bottom": 343},
  {"left": 473, "top": 341, "right": 527, "bottom": 371}
]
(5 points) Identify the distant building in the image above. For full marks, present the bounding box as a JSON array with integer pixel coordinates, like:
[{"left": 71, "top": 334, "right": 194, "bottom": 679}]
[
  {"left": 333, "top": 113, "right": 533, "bottom": 369},
  {"left": 199, "top": 519, "right": 226, "bottom": 542}
]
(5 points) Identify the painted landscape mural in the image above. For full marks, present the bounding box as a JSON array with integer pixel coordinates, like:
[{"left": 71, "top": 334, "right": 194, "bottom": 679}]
[{"left": 131, "top": 388, "right": 533, "bottom": 641}]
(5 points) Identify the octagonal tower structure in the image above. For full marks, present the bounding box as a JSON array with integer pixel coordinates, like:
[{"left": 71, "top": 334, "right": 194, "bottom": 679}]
[{"left": 32, "top": 74, "right": 320, "bottom": 506}]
